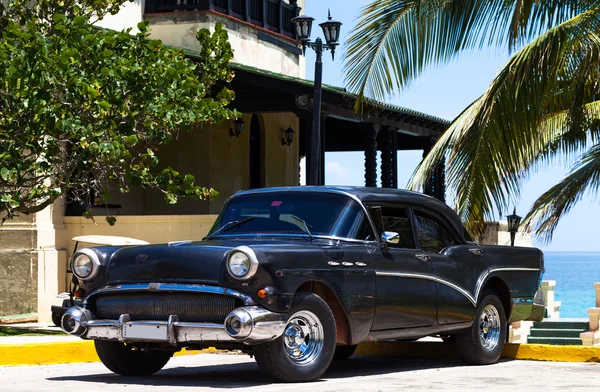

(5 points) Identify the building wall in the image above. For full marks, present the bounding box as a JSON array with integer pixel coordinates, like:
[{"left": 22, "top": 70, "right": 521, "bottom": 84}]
[
  {"left": 0, "top": 214, "right": 38, "bottom": 316},
  {"left": 146, "top": 11, "right": 304, "bottom": 78},
  {"left": 96, "top": 0, "right": 145, "bottom": 33},
  {"left": 64, "top": 215, "right": 218, "bottom": 245},
  {"left": 478, "top": 221, "right": 533, "bottom": 247}
]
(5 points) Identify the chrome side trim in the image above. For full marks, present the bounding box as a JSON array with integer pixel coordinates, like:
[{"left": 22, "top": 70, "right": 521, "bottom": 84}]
[
  {"left": 375, "top": 271, "right": 476, "bottom": 306},
  {"left": 473, "top": 267, "right": 540, "bottom": 303},
  {"left": 376, "top": 267, "right": 541, "bottom": 307},
  {"left": 82, "top": 283, "right": 256, "bottom": 307}
]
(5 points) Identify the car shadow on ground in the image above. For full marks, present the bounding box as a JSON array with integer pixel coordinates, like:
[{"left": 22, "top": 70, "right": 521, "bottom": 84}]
[{"left": 47, "top": 355, "right": 476, "bottom": 388}]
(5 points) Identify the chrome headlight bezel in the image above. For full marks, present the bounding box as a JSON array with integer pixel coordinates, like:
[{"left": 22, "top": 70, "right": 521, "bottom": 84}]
[
  {"left": 71, "top": 248, "right": 101, "bottom": 281},
  {"left": 226, "top": 246, "right": 259, "bottom": 280}
]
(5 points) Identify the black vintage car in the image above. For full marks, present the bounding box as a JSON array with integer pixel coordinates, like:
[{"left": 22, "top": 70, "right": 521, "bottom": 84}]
[{"left": 61, "top": 187, "right": 544, "bottom": 382}]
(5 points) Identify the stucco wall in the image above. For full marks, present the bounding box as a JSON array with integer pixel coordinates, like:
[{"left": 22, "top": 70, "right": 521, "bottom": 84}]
[
  {"left": 64, "top": 215, "right": 218, "bottom": 246},
  {"left": 477, "top": 221, "right": 533, "bottom": 247},
  {"left": 146, "top": 11, "right": 303, "bottom": 78},
  {"left": 0, "top": 215, "right": 38, "bottom": 316}
]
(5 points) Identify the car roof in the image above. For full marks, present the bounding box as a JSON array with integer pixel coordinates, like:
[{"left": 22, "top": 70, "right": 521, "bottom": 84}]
[{"left": 233, "top": 186, "right": 468, "bottom": 241}]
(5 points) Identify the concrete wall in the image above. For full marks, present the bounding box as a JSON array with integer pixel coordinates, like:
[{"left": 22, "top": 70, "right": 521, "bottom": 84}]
[
  {"left": 0, "top": 201, "right": 67, "bottom": 318},
  {"left": 146, "top": 11, "right": 304, "bottom": 78},
  {"left": 64, "top": 215, "right": 218, "bottom": 246},
  {"left": 0, "top": 215, "right": 38, "bottom": 316},
  {"left": 477, "top": 221, "right": 532, "bottom": 247}
]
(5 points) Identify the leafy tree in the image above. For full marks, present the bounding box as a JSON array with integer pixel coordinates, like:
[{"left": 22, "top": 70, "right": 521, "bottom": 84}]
[
  {"left": 345, "top": 0, "right": 600, "bottom": 240},
  {"left": 0, "top": 0, "right": 237, "bottom": 224}
]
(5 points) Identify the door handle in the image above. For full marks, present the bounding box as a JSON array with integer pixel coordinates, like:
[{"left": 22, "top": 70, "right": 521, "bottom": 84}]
[
  {"left": 469, "top": 248, "right": 484, "bottom": 255},
  {"left": 415, "top": 254, "right": 430, "bottom": 262}
]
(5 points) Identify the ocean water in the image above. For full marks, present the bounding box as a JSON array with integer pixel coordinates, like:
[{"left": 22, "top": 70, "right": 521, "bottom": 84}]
[{"left": 542, "top": 252, "right": 600, "bottom": 318}]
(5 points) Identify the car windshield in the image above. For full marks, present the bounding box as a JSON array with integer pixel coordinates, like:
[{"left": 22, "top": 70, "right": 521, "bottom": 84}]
[{"left": 208, "top": 192, "right": 373, "bottom": 240}]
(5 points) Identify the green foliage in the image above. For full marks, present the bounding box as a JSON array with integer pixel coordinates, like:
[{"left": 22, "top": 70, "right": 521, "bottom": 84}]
[
  {"left": 345, "top": 0, "right": 600, "bottom": 240},
  {"left": 0, "top": 0, "right": 237, "bottom": 223}
]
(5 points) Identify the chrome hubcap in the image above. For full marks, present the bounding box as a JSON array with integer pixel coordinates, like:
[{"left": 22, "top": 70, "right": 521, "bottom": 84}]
[
  {"left": 283, "top": 310, "right": 324, "bottom": 365},
  {"left": 479, "top": 304, "right": 501, "bottom": 350}
]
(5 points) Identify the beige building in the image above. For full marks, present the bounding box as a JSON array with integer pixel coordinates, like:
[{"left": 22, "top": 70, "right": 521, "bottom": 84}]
[{"left": 0, "top": 0, "right": 516, "bottom": 321}]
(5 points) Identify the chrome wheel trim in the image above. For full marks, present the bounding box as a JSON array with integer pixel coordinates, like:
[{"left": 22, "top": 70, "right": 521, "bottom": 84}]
[
  {"left": 479, "top": 304, "right": 501, "bottom": 350},
  {"left": 282, "top": 310, "right": 324, "bottom": 365}
]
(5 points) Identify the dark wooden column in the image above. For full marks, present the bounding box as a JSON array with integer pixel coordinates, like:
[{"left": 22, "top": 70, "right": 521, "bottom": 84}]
[
  {"left": 364, "top": 124, "right": 379, "bottom": 187},
  {"left": 300, "top": 111, "right": 317, "bottom": 186},
  {"left": 392, "top": 129, "right": 398, "bottom": 188},
  {"left": 379, "top": 127, "right": 396, "bottom": 188}
]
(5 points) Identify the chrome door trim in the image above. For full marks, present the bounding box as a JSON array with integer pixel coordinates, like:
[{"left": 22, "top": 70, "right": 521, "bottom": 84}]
[
  {"left": 375, "top": 271, "right": 476, "bottom": 306},
  {"left": 474, "top": 267, "right": 540, "bottom": 303},
  {"left": 376, "top": 267, "right": 541, "bottom": 308}
]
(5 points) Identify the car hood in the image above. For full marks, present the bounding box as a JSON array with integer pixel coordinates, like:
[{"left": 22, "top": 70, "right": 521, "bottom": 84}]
[
  {"left": 106, "top": 241, "right": 234, "bottom": 284},
  {"left": 104, "top": 238, "right": 338, "bottom": 285}
]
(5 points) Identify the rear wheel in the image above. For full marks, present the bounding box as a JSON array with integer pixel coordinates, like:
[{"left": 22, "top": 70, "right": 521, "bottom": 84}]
[
  {"left": 254, "top": 292, "right": 336, "bottom": 382},
  {"left": 455, "top": 291, "right": 506, "bottom": 365},
  {"left": 94, "top": 340, "right": 172, "bottom": 376}
]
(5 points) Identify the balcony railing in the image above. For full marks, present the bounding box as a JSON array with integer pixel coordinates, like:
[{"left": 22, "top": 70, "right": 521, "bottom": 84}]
[{"left": 145, "top": 0, "right": 302, "bottom": 39}]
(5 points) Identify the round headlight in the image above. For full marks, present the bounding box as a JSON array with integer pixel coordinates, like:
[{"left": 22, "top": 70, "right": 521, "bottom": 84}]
[
  {"left": 73, "top": 254, "right": 93, "bottom": 279},
  {"left": 228, "top": 251, "right": 251, "bottom": 278}
]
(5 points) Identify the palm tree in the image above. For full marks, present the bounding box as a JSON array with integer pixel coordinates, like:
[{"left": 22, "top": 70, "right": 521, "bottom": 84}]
[{"left": 344, "top": 0, "right": 600, "bottom": 241}]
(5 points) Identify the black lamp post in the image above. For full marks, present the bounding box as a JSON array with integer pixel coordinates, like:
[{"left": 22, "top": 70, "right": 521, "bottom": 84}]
[
  {"left": 506, "top": 207, "right": 522, "bottom": 247},
  {"left": 291, "top": 11, "right": 342, "bottom": 186}
]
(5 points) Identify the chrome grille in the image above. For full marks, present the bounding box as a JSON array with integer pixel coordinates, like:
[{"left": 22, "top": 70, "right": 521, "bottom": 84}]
[{"left": 93, "top": 293, "right": 239, "bottom": 322}]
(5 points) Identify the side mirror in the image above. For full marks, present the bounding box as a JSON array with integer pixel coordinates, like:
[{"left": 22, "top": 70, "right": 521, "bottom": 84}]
[{"left": 382, "top": 231, "right": 400, "bottom": 244}]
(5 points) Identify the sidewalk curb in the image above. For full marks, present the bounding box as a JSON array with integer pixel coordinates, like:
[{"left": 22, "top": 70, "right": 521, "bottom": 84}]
[
  {"left": 0, "top": 341, "right": 223, "bottom": 366},
  {"left": 1, "top": 340, "right": 599, "bottom": 367},
  {"left": 355, "top": 341, "right": 600, "bottom": 363}
]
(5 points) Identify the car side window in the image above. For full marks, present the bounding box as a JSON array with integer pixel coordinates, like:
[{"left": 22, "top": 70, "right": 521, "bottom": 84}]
[
  {"left": 379, "top": 207, "right": 416, "bottom": 249},
  {"left": 414, "top": 214, "right": 454, "bottom": 253}
]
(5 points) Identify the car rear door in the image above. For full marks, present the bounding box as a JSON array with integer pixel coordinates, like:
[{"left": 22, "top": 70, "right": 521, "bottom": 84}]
[{"left": 412, "top": 209, "right": 483, "bottom": 324}]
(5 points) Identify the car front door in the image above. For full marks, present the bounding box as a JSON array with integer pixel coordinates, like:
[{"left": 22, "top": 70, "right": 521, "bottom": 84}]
[
  {"left": 413, "top": 210, "right": 483, "bottom": 324},
  {"left": 369, "top": 206, "right": 437, "bottom": 331}
]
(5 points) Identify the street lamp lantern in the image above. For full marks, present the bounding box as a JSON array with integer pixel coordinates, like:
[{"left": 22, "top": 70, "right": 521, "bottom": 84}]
[
  {"left": 506, "top": 207, "right": 522, "bottom": 246},
  {"left": 320, "top": 11, "right": 342, "bottom": 46},
  {"left": 291, "top": 15, "right": 314, "bottom": 44},
  {"left": 292, "top": 10, "right": 343, "bottom": 185}
]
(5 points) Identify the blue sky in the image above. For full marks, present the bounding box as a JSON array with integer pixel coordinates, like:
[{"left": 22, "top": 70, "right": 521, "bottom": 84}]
[{"left": 302, "top": 0, "right": 600, "bottom": 252}]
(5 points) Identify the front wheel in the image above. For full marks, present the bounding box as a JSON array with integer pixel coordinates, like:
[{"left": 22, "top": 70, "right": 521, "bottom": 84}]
[
  {"left": 455, "top": 290, "right": 506, "bottom": 365},
  {"left": 94, "top": 340, "right": 172, "bottom": 376},
  {"left": 333, "top": 344, "right": 357, "bottom": 361},
  {"left": 254, "top": 292, "right": 336, "bottom": 382}
]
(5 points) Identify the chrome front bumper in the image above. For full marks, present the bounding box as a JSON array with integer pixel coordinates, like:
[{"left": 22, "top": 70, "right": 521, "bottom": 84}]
[{"left": 61, "top": 305, "right": 288, "bottom": 345}]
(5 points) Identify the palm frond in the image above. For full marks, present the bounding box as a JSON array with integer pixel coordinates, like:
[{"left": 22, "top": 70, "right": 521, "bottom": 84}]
[
  {"left": 343, "top": 0, "right": 595, "bottom": 108},
  {"left": 408, "top": 8, "right": 600, "bottom": 236},
  {"left": 523, "top": 142, "right": 600, "bottom": 242}
]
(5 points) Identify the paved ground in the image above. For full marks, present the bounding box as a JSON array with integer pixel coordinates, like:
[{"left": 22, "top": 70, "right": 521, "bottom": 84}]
[{"left": 1, "top": 354, "right": 598, "bottom": 391}]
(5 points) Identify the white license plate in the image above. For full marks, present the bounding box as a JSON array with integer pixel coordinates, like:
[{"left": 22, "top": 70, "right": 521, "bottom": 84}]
[{"left": 123, "top": 323, "right": 168, "bottom": 341}]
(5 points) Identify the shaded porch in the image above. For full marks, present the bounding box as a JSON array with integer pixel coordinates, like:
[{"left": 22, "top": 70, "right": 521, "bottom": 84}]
[{"left": 228, "top": 62, "right": 449, "bottom": 201}]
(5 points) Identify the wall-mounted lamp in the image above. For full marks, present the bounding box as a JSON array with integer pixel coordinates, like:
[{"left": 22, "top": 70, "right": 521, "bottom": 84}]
[
  {"left": 230, "top": 118, "right": 245, "bottom": 138},
  {"left": 282, "top": 126, "right": 295, "bottom": 146}
]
